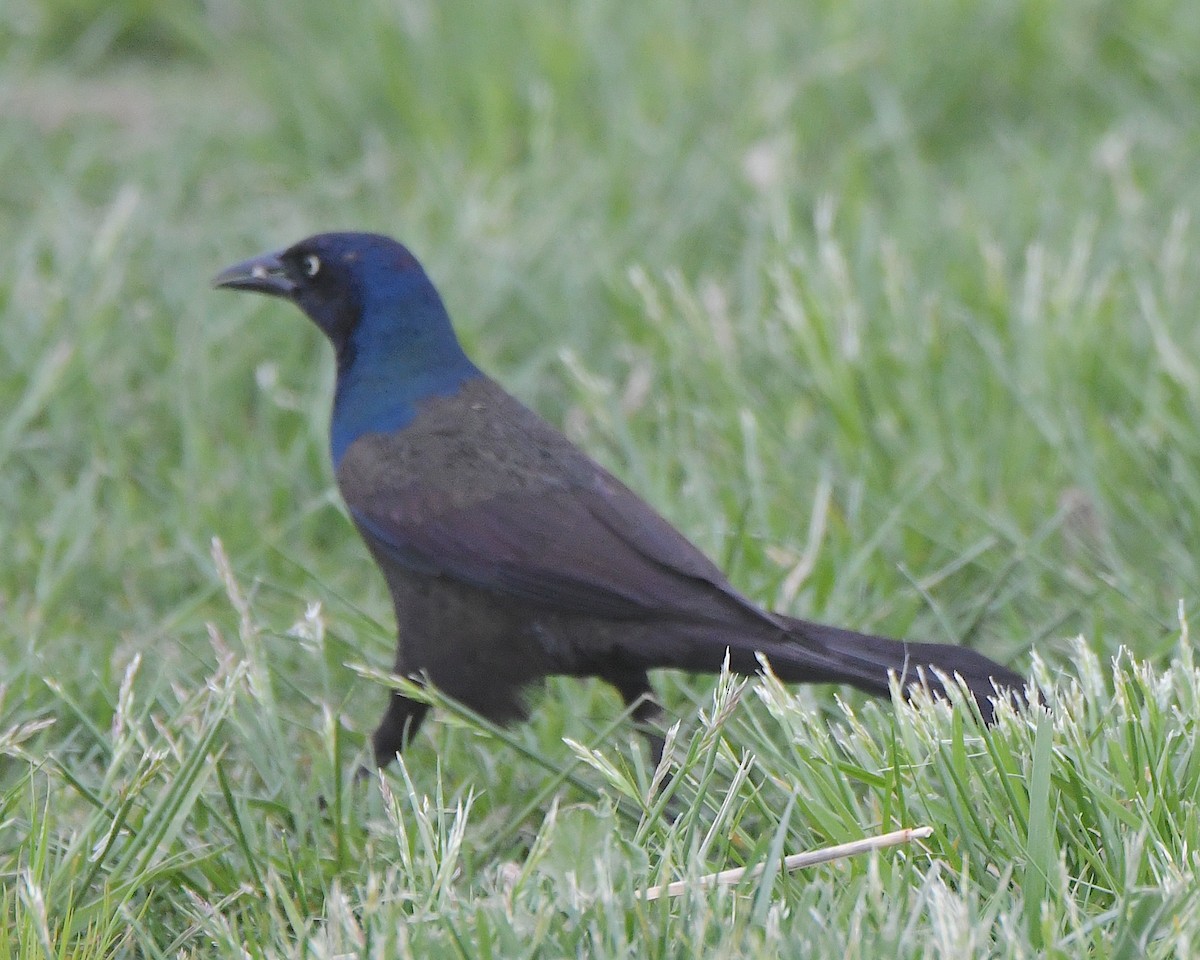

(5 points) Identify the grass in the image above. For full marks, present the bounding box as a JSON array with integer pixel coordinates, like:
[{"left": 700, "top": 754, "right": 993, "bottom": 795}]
[{"left": 3, "top": 0, "right": 1200, "bottom": 954}]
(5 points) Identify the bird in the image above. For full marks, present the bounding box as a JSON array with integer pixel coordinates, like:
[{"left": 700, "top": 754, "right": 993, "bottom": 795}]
[{"left": 215, "top": 231, "right": 1024, "bottom": 767}]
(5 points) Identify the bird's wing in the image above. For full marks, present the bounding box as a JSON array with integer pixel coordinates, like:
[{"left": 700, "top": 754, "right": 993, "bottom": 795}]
[
  {"left": 335, "top": 378, "right": 787, "bottom": 628},
  {"left": 348, "top": 472, "right": 776, "bottom": 627}
]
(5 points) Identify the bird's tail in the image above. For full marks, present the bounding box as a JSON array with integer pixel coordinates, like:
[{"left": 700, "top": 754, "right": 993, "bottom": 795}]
[{"left": 747, "top": 616, "right": 1024, "bottom": 722}]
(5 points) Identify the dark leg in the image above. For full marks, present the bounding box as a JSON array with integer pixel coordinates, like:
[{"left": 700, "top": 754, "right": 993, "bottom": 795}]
[
  {"left": 612, "top": 673, "right": 666, "bottom": 768},
  {"left": 371, "top": 692, "right": 429, "bottom": 767}
]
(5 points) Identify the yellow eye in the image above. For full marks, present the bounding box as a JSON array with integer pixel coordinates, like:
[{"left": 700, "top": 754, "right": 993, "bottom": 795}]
[{"left": 304, "top": 254, "right": 321, "bottom": 277}]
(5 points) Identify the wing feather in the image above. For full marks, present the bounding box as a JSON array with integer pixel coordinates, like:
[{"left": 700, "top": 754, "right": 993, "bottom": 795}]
[
  {"left": 351, "top": 480, "right": 772, "bottom": 626},
  {"left": 336, "top": 378, "right": 782, "bottom": 629}
]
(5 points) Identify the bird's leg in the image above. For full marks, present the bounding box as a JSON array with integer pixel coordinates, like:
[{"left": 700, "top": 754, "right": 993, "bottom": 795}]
[
  {"left": 612, "top": 673, "right": 666, "bottom": 769},
  {"left": 371, "top": 692, "right": 429, "bottom": 767}
]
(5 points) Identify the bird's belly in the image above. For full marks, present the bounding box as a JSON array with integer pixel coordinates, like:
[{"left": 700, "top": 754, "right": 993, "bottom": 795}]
[{"left": 382, "top": 572, "right": 575, "bottom": 721}]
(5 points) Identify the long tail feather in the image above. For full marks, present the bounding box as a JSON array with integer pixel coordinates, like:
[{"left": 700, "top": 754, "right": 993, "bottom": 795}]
[
  {"left": 628, "top": 606, "right": 1024, "bottom": 721},
  {"left": 758, "top": 616, "right": 1024, "bottom": 722}
]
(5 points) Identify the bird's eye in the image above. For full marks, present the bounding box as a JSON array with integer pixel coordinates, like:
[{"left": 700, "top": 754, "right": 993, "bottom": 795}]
[{"left": 304, "top": 255, "right": 321, "bottom": 277}]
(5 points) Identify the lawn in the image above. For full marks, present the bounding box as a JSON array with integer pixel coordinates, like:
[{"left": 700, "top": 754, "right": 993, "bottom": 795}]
[{"left": 3, "top": 0, "right": 1200, "bottom": 955}]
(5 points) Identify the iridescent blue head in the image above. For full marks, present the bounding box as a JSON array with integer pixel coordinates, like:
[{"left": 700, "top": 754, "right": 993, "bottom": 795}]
[{"left": 215, "top": 232, "right": 481, "bottom": 465}]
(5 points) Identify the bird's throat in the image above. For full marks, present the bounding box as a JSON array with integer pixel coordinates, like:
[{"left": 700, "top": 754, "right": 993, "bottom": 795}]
[{"left": 330, "top": 331, "right": 479, "bottom": 467}]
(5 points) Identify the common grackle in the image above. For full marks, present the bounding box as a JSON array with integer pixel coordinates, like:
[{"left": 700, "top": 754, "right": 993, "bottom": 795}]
[{"left": 215, "top": 232, "right": 1024, "bottom": 767}]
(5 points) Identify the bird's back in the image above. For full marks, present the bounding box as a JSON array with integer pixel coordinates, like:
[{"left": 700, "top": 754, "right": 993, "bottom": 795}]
[
  {"left": 333, "top": 376, "right": 789, "bottom": 625},
  {"left": 337, "top": 376, "right": 603, "bottom": 511}
]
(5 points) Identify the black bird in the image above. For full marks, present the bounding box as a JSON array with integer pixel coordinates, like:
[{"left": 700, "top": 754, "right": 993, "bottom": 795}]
[{"left": 215, "top": 232, "right": 1024, "bottom": 767}]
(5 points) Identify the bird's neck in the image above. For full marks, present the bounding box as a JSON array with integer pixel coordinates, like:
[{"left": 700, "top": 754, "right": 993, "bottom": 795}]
[{"left": 330, "top": 294, "right": 480, "bottom": 466}]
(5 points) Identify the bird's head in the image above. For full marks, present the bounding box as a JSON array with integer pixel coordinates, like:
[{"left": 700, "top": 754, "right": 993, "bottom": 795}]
[{"left": 214, "top": 232, "right": 441, "bottom": 354}]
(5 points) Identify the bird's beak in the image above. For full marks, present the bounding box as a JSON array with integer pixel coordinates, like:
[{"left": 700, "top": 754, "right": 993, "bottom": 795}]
[{"left": 213, "top": 250, "right": 297, "bottom": 298}]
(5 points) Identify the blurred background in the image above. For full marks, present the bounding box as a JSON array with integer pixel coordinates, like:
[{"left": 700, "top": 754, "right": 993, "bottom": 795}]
[
  {"left": 6, "top": 0, "right": 1199, "bottom": 705},
  {"left": 5, "top": 0, "right": 1200, "bottom": 952}
]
